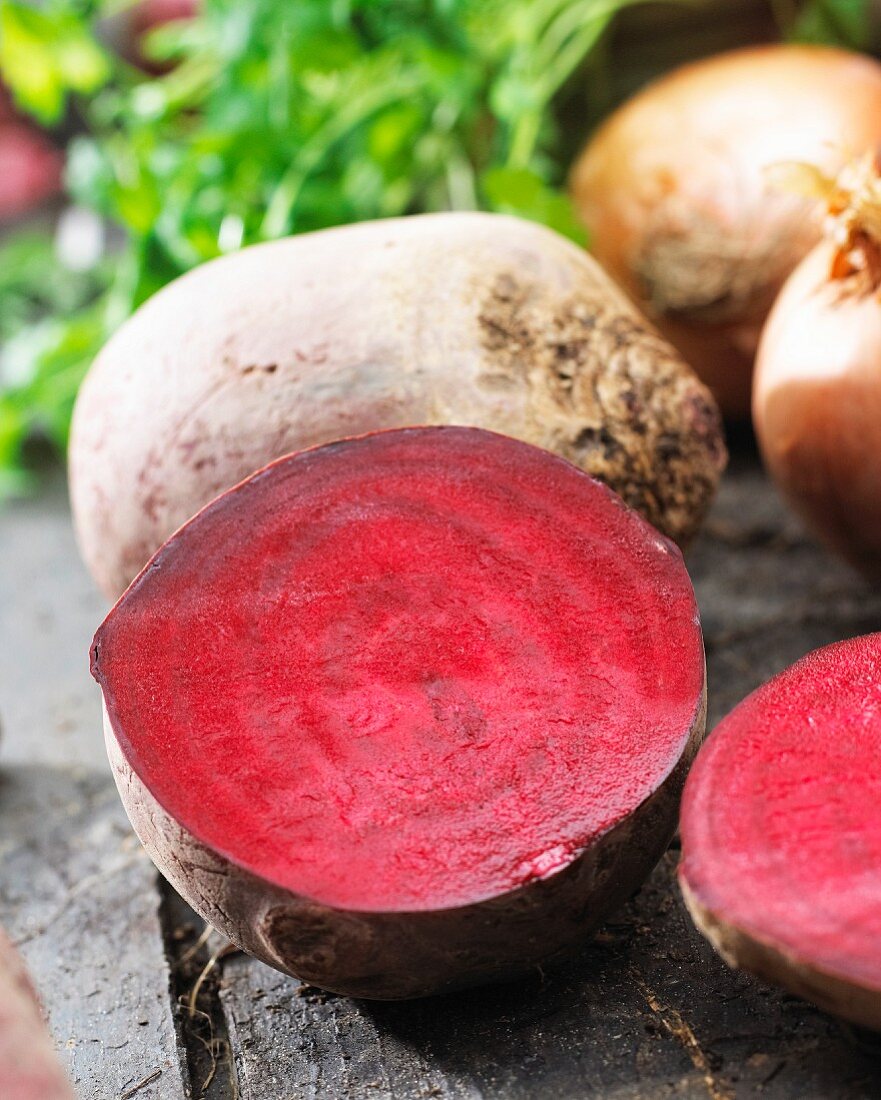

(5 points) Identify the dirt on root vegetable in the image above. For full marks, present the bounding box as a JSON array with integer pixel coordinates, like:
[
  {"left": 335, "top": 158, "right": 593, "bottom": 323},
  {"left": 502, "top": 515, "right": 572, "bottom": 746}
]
[{"left": 69, "top": 211, "right": 725, "bottom": 599}]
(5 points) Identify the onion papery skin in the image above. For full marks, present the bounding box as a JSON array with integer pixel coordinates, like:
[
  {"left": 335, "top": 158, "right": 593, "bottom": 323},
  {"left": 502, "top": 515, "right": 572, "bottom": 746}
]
[
  {"left": 754, "top": 239, "right": 881, "bottom": 581},
  {"left": 571, "top": 45, "right": 881, "bottom": 420}
]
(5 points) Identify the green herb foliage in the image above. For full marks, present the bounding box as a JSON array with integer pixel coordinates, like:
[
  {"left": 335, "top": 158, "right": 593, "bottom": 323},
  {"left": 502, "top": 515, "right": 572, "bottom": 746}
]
[
  {"left": 777, "top": 0, "right": 871, "bottom": 48},
  {"left": 0, "top": 0, "right": 870, "bottom": 491},
  {"left": 0, "top": 227, "right": 107, "bottom": 494},
  {"left": 0, "top": 0, "right": 657, "bottom": 490}
]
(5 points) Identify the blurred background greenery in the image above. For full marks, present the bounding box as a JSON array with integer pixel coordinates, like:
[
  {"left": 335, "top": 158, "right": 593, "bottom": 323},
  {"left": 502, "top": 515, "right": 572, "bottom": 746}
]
[{"left": 0, "top": 0, "right": 871, "bottom": 494}]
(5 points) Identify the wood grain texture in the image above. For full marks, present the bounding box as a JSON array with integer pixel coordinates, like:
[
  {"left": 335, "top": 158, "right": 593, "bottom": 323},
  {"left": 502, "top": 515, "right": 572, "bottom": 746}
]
[
  {"left": 0, "top": 473, "right": 107, "bottom": 769},
  {"left": 217, "top": 444, "right": 881, "bottom": 1099},
  {"left": 0, "top": 925, "right": 74, "bottom": 1098},
  {"left": 218, "top": 846, "right": 881, "bottom": 1100},
  {"left": 693, "top": 444, "right": 881, "bottom": 729},
  {"left": 0, "top": 766, "right": 189, "bottom": 1100},
  {"left": 6, "top": 446, "right": 881, "bottom": 1098}
]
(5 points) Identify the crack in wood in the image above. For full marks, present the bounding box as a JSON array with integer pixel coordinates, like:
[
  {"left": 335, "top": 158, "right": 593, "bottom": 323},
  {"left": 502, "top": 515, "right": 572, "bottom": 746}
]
[
  {"left": 12, "top": 449, "right": 881, "bottom": 1097},
  {"left": 120, "top": 1069, "right": 163, "bottom": 1098},
  {"left": 629, "top": 966, "right": 733, "bottom": 1100},
  {"left": 158, "top": 877, "right": 239, "bottom": 1099},
  {"left": 13, "top": 852, "right": 145, "bottom": 948}
]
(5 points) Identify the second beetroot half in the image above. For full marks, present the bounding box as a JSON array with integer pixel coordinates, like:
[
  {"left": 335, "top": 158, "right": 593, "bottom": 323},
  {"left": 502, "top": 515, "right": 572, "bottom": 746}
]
[
  {"left": 93, "top": 426, "right": 706, "bottom": 999},
  {"left": 680, "top": 635, "right": 881, "bottom": 1029}
]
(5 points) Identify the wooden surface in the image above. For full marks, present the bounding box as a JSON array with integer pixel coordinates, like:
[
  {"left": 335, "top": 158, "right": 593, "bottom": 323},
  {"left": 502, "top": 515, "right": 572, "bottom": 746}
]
[{"left": 3, "top": 444, "right": 881, "bottom": 1099}]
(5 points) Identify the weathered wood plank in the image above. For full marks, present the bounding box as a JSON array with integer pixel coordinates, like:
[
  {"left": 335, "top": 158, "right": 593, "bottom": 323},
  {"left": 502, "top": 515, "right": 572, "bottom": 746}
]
[
  {"left": 219, "top": 847, "right": 881, "bottom": 1099},
  {"left": 0, "top": 470, "right": 190, "bottom": 1098},
  {"left": 0, "top": 766, "right": 190, "bottom": 1100},
  {"left": 0, "top": 473, "right": 108, "bottom": 770},
  {"left": 160, "top": 883, "right": 237, "bottom": 1099},
  {"left": 6, "top": 447, "right": 881, "bottom": 1098},
  {"left": 689, "top": 448, "right": 881, "bottom": 729}
]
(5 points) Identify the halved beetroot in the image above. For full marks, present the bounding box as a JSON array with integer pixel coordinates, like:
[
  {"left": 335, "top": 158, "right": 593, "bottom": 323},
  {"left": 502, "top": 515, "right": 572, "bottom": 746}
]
[
  {"left": 680, "top": 635, "right": 881, "bottom": 1030},
  {"left": 94, "top": 426, "right": 706, "bottom": 999}
]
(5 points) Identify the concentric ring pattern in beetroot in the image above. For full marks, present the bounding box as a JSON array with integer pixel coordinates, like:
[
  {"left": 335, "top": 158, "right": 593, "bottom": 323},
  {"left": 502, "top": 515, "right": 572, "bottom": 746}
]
[
  {"left": 680, "top": 634, "right": 881, "bottom": 1026},
  {"left": 94, "top": 426, "right": 705, "bottom": 996}
]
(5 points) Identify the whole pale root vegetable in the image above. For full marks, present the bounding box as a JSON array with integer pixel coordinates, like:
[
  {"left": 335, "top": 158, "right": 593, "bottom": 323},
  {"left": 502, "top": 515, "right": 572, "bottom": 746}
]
[
  {"left": 571, "top": 45, "right": 881, "bottom": 419},
  {"left": 70, "top": 213, "right": 725, "bottom": 599},
  {"left": 0, "top": 929, "right": 73, "bottom": 1099}
]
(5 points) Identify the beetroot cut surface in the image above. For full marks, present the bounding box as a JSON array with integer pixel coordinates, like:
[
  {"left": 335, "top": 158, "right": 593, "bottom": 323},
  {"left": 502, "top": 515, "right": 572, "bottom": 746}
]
[
  {"left": 680, "top": 634, "right": 881, "bottom": 1029},
  {"left": 94, "top": 426, "right": 705, "bottom": 998}
]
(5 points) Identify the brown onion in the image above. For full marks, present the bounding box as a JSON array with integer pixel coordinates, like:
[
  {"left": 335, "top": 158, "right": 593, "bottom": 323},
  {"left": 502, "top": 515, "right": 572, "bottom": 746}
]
[
  {"left": 754, "top": 156, "right": 881, "bottom": 581},
  {"left": 571, "top": 45, "right": 881, "bottom": 419}
]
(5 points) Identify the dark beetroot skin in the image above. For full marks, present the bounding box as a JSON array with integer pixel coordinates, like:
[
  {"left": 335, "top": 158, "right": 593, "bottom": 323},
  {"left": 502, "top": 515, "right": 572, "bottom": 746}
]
[
  {"left": 680, "top": 635, "right": 881, "bottom": 1030},
  {"left": 94, "top": 426, "right": 706, "bottom": 999}
]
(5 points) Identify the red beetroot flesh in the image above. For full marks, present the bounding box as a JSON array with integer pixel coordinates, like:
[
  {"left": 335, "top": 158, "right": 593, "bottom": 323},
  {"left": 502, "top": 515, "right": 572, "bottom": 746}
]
[
  {"left": 680, "top": 635, "right": 881, "bottom": 1018},
  {"left": 95, "top": 428, "right": 702, "bottom": 928}
]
